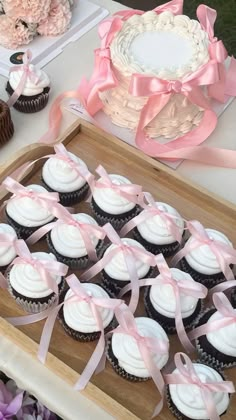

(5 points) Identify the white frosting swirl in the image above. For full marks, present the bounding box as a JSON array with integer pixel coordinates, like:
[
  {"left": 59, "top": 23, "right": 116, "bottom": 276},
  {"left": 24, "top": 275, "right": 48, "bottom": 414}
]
[
  {"left": 206, "top": 310, "right": 236, "bottom": 357},
  {"left": 169, "top": 363, "right": 229, "bottom": 419},
  {"left": 112, "top": 317, "right": 169, "bottom": 377},
  {"left": 103, "top": 238, "right": 150, "bottom": 281},
  {"left": 9, "top": 64, "right": 50, "bottom": 97},
  {"left": 137, "top": 202, "right": 184, "bottom": 245},
  {"left": 185, "top": 229, "right": 233, "bottom": 275},
  {"left": 42, "top": 152, "right": 88, "bottom": 193},
  {"left": 93, "top": 174, "right": 136, "bottom": 215},
  {"left": 149, "top": 268, "right": 198, "bottom": 318},
  {"left": 63, "top": 284, "right": 114, "bottom": 332},
  {"left": 6, "top": 184, "right": 55, "bottom": 227},
  {"left": 9, "top": 252, "right": 62, "bottom": 298},
  {"left": 50, "top": 213, "right": 99, "bottom": 258},
  {"left": 0, "top": 223, "right": 17, "bottom": 267}
]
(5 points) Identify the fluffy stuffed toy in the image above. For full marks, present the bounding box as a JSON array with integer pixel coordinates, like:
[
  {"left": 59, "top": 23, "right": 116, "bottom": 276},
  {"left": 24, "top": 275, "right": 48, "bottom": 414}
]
[{"left": 0, "top": 0, "right": 73, "bottom": 49}]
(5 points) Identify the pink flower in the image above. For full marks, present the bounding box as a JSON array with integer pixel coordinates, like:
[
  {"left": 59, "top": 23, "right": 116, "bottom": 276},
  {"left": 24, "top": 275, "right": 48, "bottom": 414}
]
[
  {"left": 38, "top": 0, "right": 72, "bottom": 36},
  {"left": 0, "top": 15, "right": 34, "bottom": 49},
  {"left": 0, "top": 379, "right": 23, "bottom": 418},
  {"left": 4, "top": 0, "right": 51, "bottom": 24}
]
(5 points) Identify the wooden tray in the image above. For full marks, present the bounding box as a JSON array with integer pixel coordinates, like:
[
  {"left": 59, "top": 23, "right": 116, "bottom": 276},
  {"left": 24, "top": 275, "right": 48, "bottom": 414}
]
[{"left": 0, "top": 119, "right": 235, "bottom": 420}]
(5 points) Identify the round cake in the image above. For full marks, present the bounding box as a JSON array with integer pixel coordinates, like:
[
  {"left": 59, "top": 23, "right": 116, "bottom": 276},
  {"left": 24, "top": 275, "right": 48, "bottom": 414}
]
[
  {"left": 180, "top": 228, "right": 233, "bottom": 288},
  {"left": 106, "top": 316, "right": 169, "bottom": 381},
  {"left": 100, "top": 11, "right": 209, "bottom": 139},
  {"left": 133, "top": 201, "right": 184, "bottom": 256},
  {"left": 42, "top": 152, "right": 90, "bottom": 205},
  {"left": 59, "top": 283, "right": 115, "bottom": 341},
  {"left": 47, "top": 213, "right": 104, "bottom": 269},
  {"left": 0, "top": 223, "right": 17, "bottom": 273},
  {"left": 91, "top": 173, "right": 141, "bottom": 230},
  {"left": 144, "top": 268, "right": 203, "bottom": 333},
  {"left": 167, "top": 362, "right": 230, "bottom": 419},
  {"left": 101, "top": 237, "right": 153, "bottom": 295}
]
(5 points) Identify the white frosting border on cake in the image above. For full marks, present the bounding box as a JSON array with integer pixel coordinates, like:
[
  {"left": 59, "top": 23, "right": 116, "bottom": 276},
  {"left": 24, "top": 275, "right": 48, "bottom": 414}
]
[{"left": 206, "top": 310, "right": 236, "bottom": 357}]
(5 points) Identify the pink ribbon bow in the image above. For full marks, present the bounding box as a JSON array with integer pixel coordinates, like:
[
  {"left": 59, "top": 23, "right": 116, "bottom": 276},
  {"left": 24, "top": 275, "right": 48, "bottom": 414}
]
[
  {"left": 119, "top": 254, "right": 207, "bottom": 352},
  {"left": 26, "top": 206, "right": 105, "bottom": 262},
  {"left": 130, "top": 60, "right": 219, "bottom": 159},
  {"left": 114, "top": 0, "right": 183, "bottom": 21},
  {"left": 38, "top": 274, "right": 123, "bottom": 390},
  {"left": 13, "top": 240, "right": 68, "bottom": 295},
  {"left": 2, "top": 177, "right": 60, "bottom": 215},
  {"left": 172, "top": 220, "right": 236, "bottom": 281},
  {"left": 80, "top": 223, "right": 155, "bottom": 313},
  {"left": 120, "top": 192, "right": 183, "bottom": 243},
  {"left": 165, "top": 352, "right": 235, "bottom": 420},
  {"left": 7, "top": 50, "right": 39, "bottom": 108},
  {"left": 92, "top": 165, "right": 142, "bottom": 205},
  {"left": 188, "top": 292, "right": 236, "bottom": 342},
  {"left": 113, "top": 306, "right": 169, "bottom": 417}
]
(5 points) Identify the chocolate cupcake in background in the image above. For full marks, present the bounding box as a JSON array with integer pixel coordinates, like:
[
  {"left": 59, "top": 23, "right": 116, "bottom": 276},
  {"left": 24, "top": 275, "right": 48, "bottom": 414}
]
[
  {"left": 0, "top": 223, "right": 18, "bottom": 273},
  {"left": 0, "top": 99, "right": 14, "bottom": 146}
]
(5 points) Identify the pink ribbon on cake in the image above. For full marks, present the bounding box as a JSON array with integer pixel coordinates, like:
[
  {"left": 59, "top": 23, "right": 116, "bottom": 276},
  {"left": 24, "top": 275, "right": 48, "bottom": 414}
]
[
  {"left": 114, "top": 0, "right": 183, "bottom": 20},
  {"left": 119, "top": 254, "right": 207, "bottom": 353},
  {"left": 209, "top": 280, "right": 236, "bottom": 298},
  {"left": 113, "top": 305, "right": 169, "bottom": 417},
  {"left": 91, "top": 165, "right": 143, "bottom": 204},
  {"left": 172, "top": 220, "right": 236, "bottom": 281},
  {"left": 26, "top": 206, "right": 105, "bottom": 262},
  {"left": 165, "top": 352, "right": 235, "bottom": 420},
  {"left": 38, "top": 274, "right": 123, "bottom": 390},
  {"left": 7, "top": 50, "right": 39, "bottom": 108},
  {"left": 12, "top": 240, "right": 68, "bottom": 294},
  {"left": 188, "top": 292, "right": 236, "bottom": 344},
  {"left": 80, "top": 223, "right": 155, "bottom": 313},
  {"left": 120, "top": 192, "right": 183, "bottom": 242},
  {"left": 2, "top": 177, "right": 60, "bottom": 215}
]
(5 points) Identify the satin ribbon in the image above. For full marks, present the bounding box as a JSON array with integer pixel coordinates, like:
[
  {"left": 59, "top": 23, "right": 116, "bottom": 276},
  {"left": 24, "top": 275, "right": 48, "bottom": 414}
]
[
  {"left": 197, "top": 5, "right": 236, "bottom": 102},
  {"left": 188, "top": 292, "right": 236, "bottom": 342},
  {"left": 210, "top": 279, "right": 236, "bottom": 297},
  {"left": 92, "top": 165, "right": 142, "bottom": 204},
  {"left": 119, "top": 254, "right": 207, "bottom": 352},
  {"left": 38, "top": 274, "right": 123, "bottom": 390},
  {"left": 114, "top": 0, "right": 183, "bottom": 20},
  {"left": 165, "top": 352, "right": 235, "bottom": 420},
  {"left": 2, "top": 177, "right": 60, "bottom": 215},
  {"left": 80, "top": 223, "right": 155, "bottom": 313},
  {"left": 120, "top": 192, "right": 183, "bottom": 242},
  {"left": 26, "top": 206, "right": 105, "bottom": 262},
  {"left": 113, "top": 305, "right": 169, "bottom": 417},
  {"left": 172, "top": 220, "right": 236, "bottom": 281},
  {"left": 13, "top": 240, "right": 68, "bottom": 294},
  {"left": 7, "top": 50, "right": 39, "bottom": 108}
]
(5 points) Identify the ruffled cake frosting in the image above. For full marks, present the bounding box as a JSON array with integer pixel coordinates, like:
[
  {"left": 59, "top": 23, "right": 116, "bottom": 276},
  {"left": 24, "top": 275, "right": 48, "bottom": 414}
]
[
  {"left": 0, "top": 223, "right": 17, "bottom": 267},
  {"left": 9, "top": 64, "right": 50, "bottom": 97}
]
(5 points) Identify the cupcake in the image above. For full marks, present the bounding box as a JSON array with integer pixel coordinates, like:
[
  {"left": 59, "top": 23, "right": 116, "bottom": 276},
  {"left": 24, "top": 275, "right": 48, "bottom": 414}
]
[
  {"left": 144, "top": 268, "right": 205, "bottom": 334},
  {"left": 106, "top": 316, "right": 169, "bottom": 381},
  {"left": 4, "top": 180, "right": 59, "bottom": 240},
  {"left": 100, "top": 238, "right": 155, "bottom": 296},
  {"left": 0, "top": 100, "right": 14, "bottom": 146},
  {"left": 177, "top": 222, "right": 234, "bottom": 288},
  {"left": 6, "top": 58, "right": 50, "bottom": 113},
  {"left": 0, "top": 223, "right": 18, "bottom": 273},
  {"left": 46, "top": 213, "right": 105, "bottom": 269},
  {"left": 59, "top": 282, "right": 116, "bottom": 341},
  {"left": 130, "top": 201, "right": 184, "bottom": 257},
  {"left": 166, "top": 354, "right": 232, "bottom": 420},
  {"left": 91, "top": 166, "right": 142, "bottom": 230},
  {"left": 41, "top": 145, "right": 92, "bottom": 205},
  {"left": 192, "top": 293, "right": 236, "bottom": 369},
  {"left": 7, "top": 250, "right": 68, "bottom": 313}
]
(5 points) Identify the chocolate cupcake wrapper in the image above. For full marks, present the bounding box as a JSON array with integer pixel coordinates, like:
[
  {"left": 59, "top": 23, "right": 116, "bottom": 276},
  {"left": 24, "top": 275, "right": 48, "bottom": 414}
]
[
  {"left": 41, "top": 177, "right": 90, "bottom": 206},
  {"left": 179, "top": 258, "right": 228, "bottom": 289},
  {"left": 6, "top": 83, "right": 50, "bottom": 114},
  {"left": 143, "top": 287, "right": 204, "bottom": 335},
  {"left": 133, "top": 227, "right": 182, "bottom": 257},
  {"left": 5, "top": 212, "right": 56, "bottom": 241},
  {"left": 46, "top": 233, "right": 104, "bottom": 270},
  {"left": 0, "top": 100, "right": 14, "bottom": 146},
  {"left": 90, "top": 199, "right": 141, "bottom": 231},
  {"left": 106, "top": 337, "right": 150, "bottom": 382}
]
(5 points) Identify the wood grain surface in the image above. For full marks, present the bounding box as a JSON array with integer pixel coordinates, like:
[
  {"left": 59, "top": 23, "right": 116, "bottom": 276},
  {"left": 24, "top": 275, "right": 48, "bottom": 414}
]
[{"left": 0, "top": 120, "right": 235, "bottom": 419}]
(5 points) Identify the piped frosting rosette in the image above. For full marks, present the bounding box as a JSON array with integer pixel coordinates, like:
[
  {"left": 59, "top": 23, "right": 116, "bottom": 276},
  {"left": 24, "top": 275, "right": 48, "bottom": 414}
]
[
  {"left": 165, "top": 352, "right": 234, "bottom": 420},
  {"left": 0, "top": 223, "right": 18, "bottom": 269}
]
